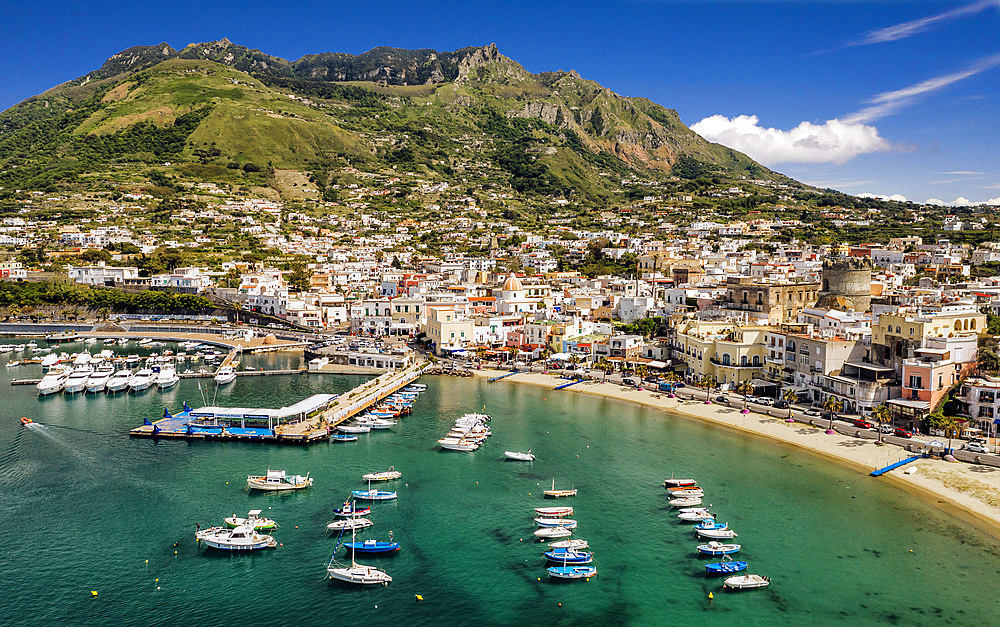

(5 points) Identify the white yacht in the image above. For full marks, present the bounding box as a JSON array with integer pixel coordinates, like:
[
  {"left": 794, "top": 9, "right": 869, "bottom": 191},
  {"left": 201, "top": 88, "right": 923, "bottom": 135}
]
[
  {"left": 86, "top": 363, "right": 116, "bottom": 393},
  {"left": 214, "top": 365, "right": 237, "bottom": 385},
  {"left": 106, "top": 369, "right": 132, "bottom": 393},
  {"left": 155, "top": 364, "right": 180, "bottom": 389},
  {"left": 40, "top": 354, "right": 60, "bottom": 370},
  {"left": 129, "top": 368, "right": 155, "bottom": 392},
  {"left": 63, "top": 365, "right": 95, "bottom": 395},
  {"left": 37, "top": 367, "right": 71, "bottom": 396},
  {"left": 73, "top": 352, "right": 92, "bottom": 367}
]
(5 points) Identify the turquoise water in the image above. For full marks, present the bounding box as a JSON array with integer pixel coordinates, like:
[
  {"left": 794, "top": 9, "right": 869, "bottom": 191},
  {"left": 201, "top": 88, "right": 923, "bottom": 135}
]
[{"left": 3, "top": 340, "right": 1000, "bottom": 626}]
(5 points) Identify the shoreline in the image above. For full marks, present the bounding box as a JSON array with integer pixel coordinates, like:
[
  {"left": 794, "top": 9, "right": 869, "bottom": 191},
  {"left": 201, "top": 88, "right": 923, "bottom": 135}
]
[{"left": 469, "top": 368, "right": 1000, "bottom": 540}]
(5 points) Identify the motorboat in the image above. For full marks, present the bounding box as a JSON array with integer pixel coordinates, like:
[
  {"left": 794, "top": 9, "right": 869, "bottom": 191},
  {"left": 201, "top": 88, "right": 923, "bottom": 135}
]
[
  {"left": 663, "top": 478, "right": 697, "bottom": 488},
  {"left": 326, "top": 517, "right": 374, "bottom": 532},
  {"left": 338, "top": 424, "right": 371, "bottom": 434},
  {"left": 678, "top": 510, "right": 716, "bottom": 522},
  {"left": 86, "top": 363, "right": 116, "bottom": 393},
  {"left": 534, "top": 526, "right": 573, "bottom": 539},
  {"left": 128, "top": 368, "right": 155, "bottom": 392},
  {"left": 214, "top": 366, "right": 237, "bottom": 385},
  {"left": 351, "top": 488, "right": 397, "bottom": 501},
  {"left": 543, "top": 548, "right": 592, "bottom": 564},
  {"left": 723, "top": 574, "right": 771, "bottom": 590},
  {"left": 535, "top": 517, "right": 577, "bottom": 529},
  {"left": 37, "top": 367, "right": 70, "bottom": 396},
  {"left": 196, "top": 523, "right": 277, "bottom": 551},
  {"left": 331, "top": 434, "right": 359, "bottom": 442},
  {"left": 504, "top": 450, "right": 535, "bottom": 461},
  {"left": 669, "top": 488, "right": 705, "bottom": 498},
  {"left": 669, "top": 497, "right": 703, "bottom": 508},
  {"left": 357, "top": 417, "right": 397, "bottom": 430},
  {"left": 20, "top": 417, "right": 33, "bottom": 426},
  {"left": 125, "top": 354, "right": 141, "bottom": 367},
  {"left": 6, "top": 360, "right": 21, "bottom": 368},
  {"left": 73, "top": 352, "right": 92, "bottom": 366},
  {"left": 362, "top": 467, "right": 401, "bottom": 482},
  {"left": 705, "top": 556, "right": 748, "bottom": 576},
  {"left": 544, "top": 478, "right": 577, "bottom": 498},
  {"left": 547, "top": 565, "right": 597, "bottom": 580},
  {"left": 344, "top": 538, "right": 400, "bottom": 554},
  {"left": 155, "top": 364, "right": 179, "bottom": 389},
  {"left": 697, "top": 542, "right": 741, "bottom": 556},
  {"left": 405, "top": 383, "right": 427, "bottom": 392},
  {"left": 224, "top": 509, "right": 278, "bottom": 531},
  {"left": 437, "top": 437, "right": 480, "bottom": 451},
  {"left": 692, "top": 519, "right": 728, "bottom": 531},
  {"left": 246, "top": 470, "right": 313, "bottom": 491},
  {"left": 326, "top": 512, "right": 391, "bottom": 586},
  {"left": 63, "top": 365, "right": 94, "bottom": 394},
  {"left": 106, "top": 369, "right": 132, "bottom": 393},
  {"left": 40, "top": 354, "right": 60, "bottom": 370},
  {"left": 535, "top": 506, "right": 573, "bottom": 517},
  {"left": 333, "top": 502, "right": 371, "bottom": 518},
  {"left": 547, "top": 539, "right": 588, "bottom": 550},
  {"left": 696, "top": 528, "right": 738, "bottom": 540}
]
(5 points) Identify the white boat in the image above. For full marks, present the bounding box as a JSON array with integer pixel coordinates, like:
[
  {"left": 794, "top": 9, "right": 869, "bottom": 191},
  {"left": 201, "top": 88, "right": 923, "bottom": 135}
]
[
  {"left": 63, "top": 365, "right": 94, "bottom": 395},
  {"left": 214, "top": 365, "right": 237, "bottom": 385},
  {"left": 246, "top": 470, "right": 312, "bottom": 491},
  {"left": 326, "top": 512, "right": 391, "bottom": 586},
  {"left": 547, "top": 565, "right": 597, "bottom": 580},
  {"left": 129, "top": 368, "right": 155, "bottom": 392},
  {"left": 125, "top": 354, "right": 141, "bottom": 367},
  {"left": 696, "top": 528, "right": 738, "bottom": 539},
  {"left": 83, "top": 337, "right": 97, "bottom": 345},
  {"left": 534, "top": 526, "right": 573, "bottom": 538},
  {"left": 106, "top": 369, "right": 133, "bottom": 393},
  {"left": 547, "top": 539, "right": 589, "bottom": 550},
  {"left": 362, "top": 467, "right": 401, "bottom": 482},
  {"left": 196, "top": 523, "right": 277, "bottom": 551},
  {"left": 224, "top": 509, "right": 278, "bottom": 531},
  {"left": 85, "top": 363, "right": 116, "bottom": 393},
  {"left": 5, "top": 360, "right": 20, "bottom": 368},
  {"left": 437, "top": 437, "right": 480, "bottom": 451},
  {"left": 37, "top": 367, "right": 70, "bottom": 395},
  {"left": 668, "top": 496, "right": 703, "bottom": 507},
  {"left": 723, "top": 574, "right": 771, "bottom": 590},
  {"left": 155, "top": 364, "right": 180, "bottom": 389},
  {"left": 357, "top": 417, "right": 397, "bottom": 430},
  {"left": 663, "top": 478, "right": 697, "bottom": 488},
  {"left": 326, "top": 517, "right": 374, "bottom": 532},
  {"left": 678, "top": 510, "right": 716, "bottom": 522},
  {"left": 40, "top": 353, "right": 60, "bottom": 370},
  {"left": 338, "top": 424, "right": 371, "bottom": 434},
  {"left": 543, "top": 478, "right": 577, "bottom": 498},
  {"left": 668, "top": 488, "right": 704, "bottom": 498},
  {"left": 504, "top": 449, "right": 535, "bottom": 461},
  {"left": 535, "top": 506, "right": 573, "bottom": 517},
  {"left": 535, "top": 517, "right": 577, "bottom": 529},
  {"left": 0, "top": 344, "right": 15, "bottom": 352},
  {"left": 73, "top": 352, "right": 92, "bottom": 366}
]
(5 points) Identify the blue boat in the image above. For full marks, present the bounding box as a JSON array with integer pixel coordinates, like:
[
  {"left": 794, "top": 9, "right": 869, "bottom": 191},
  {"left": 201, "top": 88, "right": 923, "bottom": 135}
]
[
  {"left": 331, "top": 434, "right": 358, "bottom": 442},
  {"left": 547, "top": 565, "right": 597, "bottom": 579},
  {"left": 697, "top": 542, "right": 741, "bottom": 556},
  {"left": 351, "top": 488, "right": 397, "bottom": 501},
  {"left": 692, "top": 519, "right": 728, "bottom": 531},
  {"left": 543, "top": 548, "right": 593, "bottom": 564},
  {"left": 344, "top": 539, "right": 400, "bottom": 554},
  {"left": 705, "top": 557, "right": 748, "bottom": 575}
]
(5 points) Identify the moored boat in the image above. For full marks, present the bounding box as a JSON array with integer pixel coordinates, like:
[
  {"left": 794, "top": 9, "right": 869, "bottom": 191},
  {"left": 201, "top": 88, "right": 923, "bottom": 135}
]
[
  {"left": 36, "top": 367, "right": 70, "bottom": 396},
  {"left": 535, "top": 517, "right": 577, "bottom": 529},
  {"left": 723, "top": 574, "right": 771, "bottom": 590},
  {"left": 214, "top": 365, "right": 237, "bottom": 385},
  {"left": 362, "top": 467, "right": 401, "bottom": 482},
  {"left": 344, "top": 539, "right": 400, "bottom": 554},
  {"left": 543, "top": 478, "right": 577, "bottom": 498},
  {"left": 668, "top": 496, "right": 703, "bottom": 507},
  {"left": 333, "top": 502, "right": 371, "bottom": 518},
  {"left": 338, "top": 424, "right": 371, "bottom": 434},
  {"left": 351, "top": 488, "right": 397, "bottom": 501},
  {"left": 678, "top": 510, "right": 716, "bottom": 522},
  {"left": 534, "top": 526, "right": 573, "bottom": 538},
  {"left": 106, "top": 369, "right": 133, "bottom": 393},
  {"left": 697, "top": 541, "right": 741, "bottom": 556},
  {"left": 663, "top": 478, "right": 697, "bottom": 488},
  {"left": 543, "top": 548, "right": 592, "bottom": 564},
  {"left": 504, "top": 449, "right": 535, "bottom": 461},
  {"left": 196, "top": 523, "right": 277, "bottom": 550},
  {"left": 696, "top": 528, "right": 738, "bottom": 539},
  {"left": 331, "top": 434, "right": 359, "bottom": 442},
  {"left": 246, "top": 469, "right": 312, "bottom": 491},
  {"left": 326, "top": 517, "right": 374, "bottom": 532},
  {"left": 535, "top": 506, "right": 573, "bottom": 517},
  {"left": 547, "top": 565, "right": 597, "bottom": 579},
  {"left": 705, "top": 556, "right": 748, "bottom": 576},
  {"left": 547, "top": 538, "right": 589, "bottom": 550},
  {"left": 224, "top": 509, "right": 278, "bottom": 531}
]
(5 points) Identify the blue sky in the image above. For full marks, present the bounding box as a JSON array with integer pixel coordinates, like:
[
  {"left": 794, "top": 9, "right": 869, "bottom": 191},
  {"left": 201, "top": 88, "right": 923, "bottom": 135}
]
[{"left": 1, "top": 0, "right": 998, "bottom": 204}]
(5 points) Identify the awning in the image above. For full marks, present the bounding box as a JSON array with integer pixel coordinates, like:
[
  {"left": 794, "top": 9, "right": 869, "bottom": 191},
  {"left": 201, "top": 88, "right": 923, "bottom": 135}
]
[{"left": 647, "top": 360, "right": 668, "bottom": 369}]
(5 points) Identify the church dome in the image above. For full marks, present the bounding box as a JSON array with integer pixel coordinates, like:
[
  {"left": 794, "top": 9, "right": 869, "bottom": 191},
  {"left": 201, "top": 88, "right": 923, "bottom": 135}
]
[{"left": 502, "top": 273, "right": 523, "bottom": 291}]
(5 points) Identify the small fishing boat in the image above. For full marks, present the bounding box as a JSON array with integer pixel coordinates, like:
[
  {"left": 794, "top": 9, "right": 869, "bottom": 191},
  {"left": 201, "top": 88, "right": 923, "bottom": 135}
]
[
  {"left": 668, "top": 496, "right": 703, "bottom": 507},
  {"left": 338, "top": 424, "right": 371, "bottom": 434},
  {"left": 534, "top": 526, "right": 573, "bottom": 538},
  {"left": 246, "top": 469, "right": 313, "bottom": 491},
  {"left": 327, "top": 527, "right": 392, "bottom": 586},
  {"left": 330, "top": 434, "right": 359, "bottom": 442},
  {"left": 362, "top": 467, "right": 401, "bottom": 482},
  {"left": 548, "top": 565, "right": 597, "bottom": 579},
  {"left": 723, "top": 574, "right": 771, "bottom": 590},
  {"left": 697, "top": 541, "right": 741, "bottom": 556},
  {"left": 547, "top": 539, "right": 589, "bottom": 550},
  {"left": 535, "top": 506, "right": 573, "bottom": 517},
  {"left": 543, "top": 478, "right": 577, "bottom": 498},
  {"left": 663, "top": 478, "right": 697, "bottom": 488},
  {"left": 543, "top": 548, "right": 593, "bottom": 564},
  {"left": 351, "top": 488, "right": 397, "bottom": 501},
  {"left": 678, "top": 510, "right": 716, "bottom": 522},
  {"left": 692, "top": 519, "right": 728, "bottom": 531},
  {"left": 333, "top": 502, "right": 372, "bottom": 518},
  {"left": 504, "top": 449, "right": 535, "bottom": 461},
  {"left": 358, "top": 417, "right": 397, "bottom": 430},
  {"left": 224, "top": 509, "right": 278, "bottom": 531},
  {"left": 437, "top": 437, "right": 480, "bottom": 451},
  {"left": 705, "top": 556, "right": 748, "bottom": 576},
  {"left": 196, "top": 523, "right": 277, "bottom": 551},
  {"left": 344, "top": 538, "right": 400, "bottom": 555},
  {"left": 696, "top": 528, "right": 738, "bottom": 540},
  {"left": 535, "top": 517, "right": 577, "bottom": 529},
  {"left": 669, "top": 488, "right": 705, "bottom": 498},
  {"left": 326, "top": 517, "right": 374, "bottom": 532}
]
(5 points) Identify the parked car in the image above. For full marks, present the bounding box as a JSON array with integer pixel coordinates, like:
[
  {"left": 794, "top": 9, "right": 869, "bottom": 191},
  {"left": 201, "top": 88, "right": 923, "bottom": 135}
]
[
  {"left": 715, "top": 395, "right": 730, "bottom": 404},
  {"left": 894, "top": 427, "right": 914, "bottom": 438},
  {"left": 622, "top": 378, "right": 636, "bottom": 386},
  {"left": 878, "top": 424, "right": 894, "bottom": 434},
  {"left": 774, "top": 400, "right": 790, "bottom": 409},
  {"left": 851, "top": 418, "right": 875, "bottom": 430},
  {"left": 804, "top": 408, "right": 822, "bottom": 417},
  {"left": 966, "top": 442, "right": 991, "bottom": 454},
  {"left": 756, "top": 397, "right": 774, "bottom": 406}
]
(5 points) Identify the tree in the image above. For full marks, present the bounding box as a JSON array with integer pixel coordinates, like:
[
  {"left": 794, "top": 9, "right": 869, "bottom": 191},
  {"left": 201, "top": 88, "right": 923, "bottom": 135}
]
[
  {"left": 635, "top": 364, "right": 649, "bottom": 381},
  {"left": 872, "top": 403, "right": 891, "bottom": 443},
  {"left": 736, "top": 379, "right": 754, "bottom": 413},
  {"left": 783, "top": 388, "right": 800, "bottom": 420},
  {"left": 823, "top": 396, "right": 844, "bottom": 434},
  {"left": 287, "top": 265, "right": 311, "bottom": 293},
  {"left": 596, "top": 358, "right": 612, "bottom": 382},
  {"left": 977, "top": 347, "right": 1000, "bottom": 374},
  {"left": 941, "top": 416, "right": 962, "bottom": 454},
  {"left": 700, "top": 373, "right": 716, "bottom": 403}
]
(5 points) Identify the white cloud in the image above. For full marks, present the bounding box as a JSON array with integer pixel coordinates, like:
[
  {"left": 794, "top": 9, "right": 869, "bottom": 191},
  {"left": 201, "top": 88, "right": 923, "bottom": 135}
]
[
  {"left": 854, "top": 1, "right": 996, "bottom": 46},
  {"left": 691, "top": 114, "right": 892, "bottom": 165},
  {"left": 925, "top": 196, "right": 1000, "bottom": 206},
  {"left": 857, "top": 192, "right": 908, "bottom": 202}
]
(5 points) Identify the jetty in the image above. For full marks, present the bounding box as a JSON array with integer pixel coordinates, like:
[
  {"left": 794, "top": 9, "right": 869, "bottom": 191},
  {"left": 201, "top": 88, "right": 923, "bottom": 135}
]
[
  {"left": 553, "top": 378, "right": 584, "bottom": 390},
  {"left": 488, "top": 371, "right": 518, "bottom": 382},
  {"left": 870, "top": 455, "right": 922, "bottom": 477}
]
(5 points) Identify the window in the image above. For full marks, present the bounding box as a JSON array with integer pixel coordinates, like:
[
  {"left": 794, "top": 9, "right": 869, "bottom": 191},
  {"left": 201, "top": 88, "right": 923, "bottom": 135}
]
[
  {"left": 752, "top": 355, "right": 760, "bottom": 366},
  {"left": 740, "top": 355, "right": 748, "bottom": 366},
  {"left": 722, "top": 353, "right": 731, "bottom": 365},
  {"left": 909, "top": 375, "right": 922, "bottom": 389}
]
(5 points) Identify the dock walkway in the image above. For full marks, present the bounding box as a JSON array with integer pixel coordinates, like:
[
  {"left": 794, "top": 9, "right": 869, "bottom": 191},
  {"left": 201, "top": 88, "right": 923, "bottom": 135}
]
[{"left": 870, "top": 455, "right": 922, "bottom": 477}]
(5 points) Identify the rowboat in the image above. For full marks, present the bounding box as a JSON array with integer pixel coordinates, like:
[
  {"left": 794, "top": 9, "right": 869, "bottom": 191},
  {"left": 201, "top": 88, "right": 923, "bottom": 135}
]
[
  {"left": 547, "top": 565, "right": 597, "bottom": 579},
  {"left": 535, "top": 506, "right": 573, "bottom": 517},
  {"left": 547, "top": 539, "right": 589, "bottom": 550},
  {"left": 504, "top": 450, "right": 535, "bottom": 461},
  {"left": 705, "top": 556, "right": 748, "bottom": 576},
  {"left": 543, "top": 478, "right": 577, "bottom": 498},
  {"left": 246, "top": 470, "right": 312, "bottom": 491},
  {"left": 351, "top": 488, "right": 397, "bottom": 501},
  {"left": 338, "top": 424, "right": 371, "bottom": 434},
  {"left": 534, "top": 526, "right": 573, "bottom": 538},
  {"left": 362, "top": 467, "right": 401, "bottom": 482},
  {"left": 331, "top": 434, "right": 359, "bottom": 442},
  {"left": 535, "top": 517, "right": 577, "bottom": 529},
  {"left": 697, "top": 541, "right": 741, "bottom": 556},
  {"left": 224, "top": 509, "right": 278, "bottom": 530},
  {"left": 543, "top": 548, "right": 592, "bottom": 564},
  {"left": 663, "top": 478, "right": 697, "bottom": 488},
  {"left": 668, "top": 496, "right": 703, "bottom": 507},
  {"left": 723, "top": 574, "right": 771, "bottom": 590}
]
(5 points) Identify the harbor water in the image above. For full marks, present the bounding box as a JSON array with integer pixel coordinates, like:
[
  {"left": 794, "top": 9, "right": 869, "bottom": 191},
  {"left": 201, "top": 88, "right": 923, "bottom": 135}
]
[{"left": 2, "top": 341, "right": 1000, "bottom": 626}]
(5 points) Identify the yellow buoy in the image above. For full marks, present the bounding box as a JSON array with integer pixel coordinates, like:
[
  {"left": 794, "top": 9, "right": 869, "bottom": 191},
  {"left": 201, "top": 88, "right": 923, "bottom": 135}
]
[
  {"left": 226, "top": 482, "right": 229, "bottom": 485},
  {"left": 708, "top": 592, "right": 714, "bottom": 600},
  {"left": 558, "top": 603, "right": 562, "bottom": 607},
  {"left": 537, "top": 577, "right": 541, "bottom": 581},
  {"left": 415, "top": 594, "right": 423, "bottom": 602},
  {"left": 144, "top": 560, "right": 148, "bottom": 564},
  {"left": 174, "top": 551, "right": 177, "bottom": 555},
  {"left": 91, "top": 591, "right": 98, "bottom": 597},
  {"left": 295, "top": 526, "right": 299, "bottom": 529},
  {"left": 155, "top": 579, "right": 159, "bottom": 582}
]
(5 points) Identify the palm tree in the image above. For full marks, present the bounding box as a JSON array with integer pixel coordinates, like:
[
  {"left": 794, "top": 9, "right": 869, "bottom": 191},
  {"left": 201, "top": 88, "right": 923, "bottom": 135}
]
[
  {"left": 635, "top": 364, "right": 649, "bottom": 382},
  {"left": 823, "top": 396, "right": 844, "bottom": 434},
  {"left": 942, "top": 416, "right": 962, "bottom": 455},
  {"left": 596, "top": 358, "right": 612, "bottom": 382},
  {"left": 872, "top": 403, "right": 891, "bottom": 443},
  {"left": 783, "top": 388, "right": 800, "bottom": 420},
  {"left": 736, "top": 379, "right": 754, "bottom": 413},
  {"left": 700, "top": 374, "right": 716, "bottom": 403}
]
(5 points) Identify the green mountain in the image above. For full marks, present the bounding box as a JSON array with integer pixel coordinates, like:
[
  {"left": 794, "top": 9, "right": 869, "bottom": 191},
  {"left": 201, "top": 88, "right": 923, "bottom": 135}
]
[{"left": 0, "top": 40, "right": 795, "bottom": 201}]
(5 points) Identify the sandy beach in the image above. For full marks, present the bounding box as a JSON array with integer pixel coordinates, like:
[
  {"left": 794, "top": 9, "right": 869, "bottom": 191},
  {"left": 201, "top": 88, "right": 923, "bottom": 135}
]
[{"left": 471, "top": 368, "right": 1000, "bottom": 537}]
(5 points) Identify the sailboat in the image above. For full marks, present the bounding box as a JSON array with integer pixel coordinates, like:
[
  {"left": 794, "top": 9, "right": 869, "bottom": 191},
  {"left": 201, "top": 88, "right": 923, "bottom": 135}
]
[
  {"left": 543, "top": 478, "right": 577, "bottom": 498},
  {"left": 327, "top": 501, "right": 392, "bottom": 586}
]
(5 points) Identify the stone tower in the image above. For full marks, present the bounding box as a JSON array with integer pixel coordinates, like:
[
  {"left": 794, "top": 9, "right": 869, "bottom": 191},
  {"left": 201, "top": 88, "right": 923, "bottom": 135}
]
[{"left": 816, "top": 257, "right": 872, "bottom": 312}]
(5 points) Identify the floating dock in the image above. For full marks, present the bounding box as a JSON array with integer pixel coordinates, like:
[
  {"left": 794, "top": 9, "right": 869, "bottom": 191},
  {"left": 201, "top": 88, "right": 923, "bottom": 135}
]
[
  {"left": 870, "top": 455, "right": 922, "bottom": 477},
  {"left": 553, "top": 378, "right": 584, "bottom": 390},
  {"left": 488, "top": 371, "right": 518, "bottom": 382}
]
